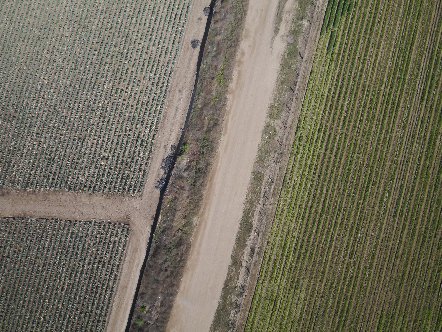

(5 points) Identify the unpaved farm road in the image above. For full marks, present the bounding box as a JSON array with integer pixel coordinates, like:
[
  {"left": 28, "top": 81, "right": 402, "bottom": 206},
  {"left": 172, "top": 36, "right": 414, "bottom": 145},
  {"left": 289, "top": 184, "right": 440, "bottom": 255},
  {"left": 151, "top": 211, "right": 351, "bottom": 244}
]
[{"left": 167, "top": 1, "right": 296, "bottom": 331}]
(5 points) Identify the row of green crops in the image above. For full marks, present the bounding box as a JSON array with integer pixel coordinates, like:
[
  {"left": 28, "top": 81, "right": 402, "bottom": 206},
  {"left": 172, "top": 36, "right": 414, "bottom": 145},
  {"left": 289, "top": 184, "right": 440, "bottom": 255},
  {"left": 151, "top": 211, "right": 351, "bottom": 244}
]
[
  {"left": 0, "top": 217, "right": 130, "bottom": 331},
  {"left": 0, "top": 0, "right": 191, "bottom": 195},
  {"left": 247, "top": 0, "right": 441, "bottom": 330}
]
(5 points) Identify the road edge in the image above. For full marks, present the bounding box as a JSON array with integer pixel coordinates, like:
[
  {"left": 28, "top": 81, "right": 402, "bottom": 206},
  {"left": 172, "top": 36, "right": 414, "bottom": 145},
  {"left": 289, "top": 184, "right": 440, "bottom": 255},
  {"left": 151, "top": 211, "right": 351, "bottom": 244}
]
[{"left": 210, "top": 0, "right": 329, "bottom": 330}]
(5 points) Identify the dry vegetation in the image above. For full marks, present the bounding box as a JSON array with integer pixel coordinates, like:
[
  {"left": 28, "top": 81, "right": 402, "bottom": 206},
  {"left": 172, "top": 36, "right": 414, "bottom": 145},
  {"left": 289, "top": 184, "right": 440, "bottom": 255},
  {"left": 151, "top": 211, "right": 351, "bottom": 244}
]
[{"left": 128, "top": 1, "right": 250, "bottom": 330}]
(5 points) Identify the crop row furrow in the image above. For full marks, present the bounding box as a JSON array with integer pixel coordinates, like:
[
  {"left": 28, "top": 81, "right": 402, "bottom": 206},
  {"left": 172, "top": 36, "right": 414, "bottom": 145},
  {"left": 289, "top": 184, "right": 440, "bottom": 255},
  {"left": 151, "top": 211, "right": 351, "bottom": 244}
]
[
  {"left": 248, "top": 2, "right": 362, "bottom": 327},
  {"left": 0, "top": 0, "right": 191, "bottom": 194},
  {"left": 246, "top": 0, "right": 441, "bottom": 329},
  {"left": 365, "top": 8, "right": 442, "bottom": 329}
]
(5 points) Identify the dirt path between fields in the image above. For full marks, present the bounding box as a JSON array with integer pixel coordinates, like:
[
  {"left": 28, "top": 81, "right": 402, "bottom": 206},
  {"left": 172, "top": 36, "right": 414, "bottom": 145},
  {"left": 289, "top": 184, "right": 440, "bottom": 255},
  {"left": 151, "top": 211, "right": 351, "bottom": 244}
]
[
  {"left": 166, "top": 1, "right": 296, "bottom": 331},
  {"left": 0, "top": 1, "right": 210, "bottom": 331}
]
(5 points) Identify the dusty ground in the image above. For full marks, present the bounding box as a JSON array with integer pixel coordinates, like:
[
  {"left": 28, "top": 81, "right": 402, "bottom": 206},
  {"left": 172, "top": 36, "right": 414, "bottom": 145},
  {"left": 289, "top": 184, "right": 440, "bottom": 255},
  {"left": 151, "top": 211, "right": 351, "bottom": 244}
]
[
  {"left": 0, "top": 1, "right": 209, "bottom": 331},
  {"left": 166, "top": 1, "right": 296, "bottom": 331}
]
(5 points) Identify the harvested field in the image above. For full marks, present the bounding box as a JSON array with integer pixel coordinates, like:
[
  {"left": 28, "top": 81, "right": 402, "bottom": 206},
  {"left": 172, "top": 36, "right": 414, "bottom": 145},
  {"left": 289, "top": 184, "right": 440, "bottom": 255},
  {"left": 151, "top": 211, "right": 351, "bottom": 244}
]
[
  {"left": 0, "top": 217, "right": 129, "bottom": 331},
  {"left": 247, "top": 0, "right": 442, "bottom": 330},
  {"left": 0, "top": 0, "right": 191, "bottom": 194}
]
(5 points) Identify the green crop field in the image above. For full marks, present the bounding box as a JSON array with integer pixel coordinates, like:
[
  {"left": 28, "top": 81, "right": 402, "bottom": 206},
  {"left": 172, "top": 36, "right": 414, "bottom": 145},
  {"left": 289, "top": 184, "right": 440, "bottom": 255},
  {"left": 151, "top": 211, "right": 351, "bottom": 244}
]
[
  {"left": 0, "top": 217, "right": 129, "bottom": 331},
  {"left": 0, "top": 0, "right": 191, "bottom": 194},
  {"left": 247, "top": 0, "right": 441, "bottom": 330}
]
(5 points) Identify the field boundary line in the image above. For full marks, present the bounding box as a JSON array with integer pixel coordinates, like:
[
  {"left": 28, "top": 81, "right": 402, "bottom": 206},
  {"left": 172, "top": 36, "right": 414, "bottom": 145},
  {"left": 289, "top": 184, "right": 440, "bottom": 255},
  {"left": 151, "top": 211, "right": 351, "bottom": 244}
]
[{"left": 125, "top": 0, "right": 252, "bottom": 330}]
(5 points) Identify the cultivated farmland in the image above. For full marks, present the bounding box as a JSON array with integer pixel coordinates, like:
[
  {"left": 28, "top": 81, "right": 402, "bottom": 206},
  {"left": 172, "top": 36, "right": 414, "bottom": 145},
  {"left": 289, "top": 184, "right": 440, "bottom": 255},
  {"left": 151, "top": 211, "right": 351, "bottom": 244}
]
[
  {"left": 0, "top": 0, "right": 209, "bottom": 330},
  {"left": 246, "top": 0, "right": 441, "bottom": 330},
  {"left": 0, "top": 217, "right": 129, "bottom": 331},
  {"left": 0, "top": 0, "right": 191, "bottom": 194}
]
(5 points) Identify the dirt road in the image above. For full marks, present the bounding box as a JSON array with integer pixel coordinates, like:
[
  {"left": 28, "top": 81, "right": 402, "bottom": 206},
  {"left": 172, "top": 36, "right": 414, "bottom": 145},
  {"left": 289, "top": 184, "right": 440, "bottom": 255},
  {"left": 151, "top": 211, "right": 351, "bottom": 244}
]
[{"left": 167, "top": 1, "right": 296, "bottom": 331}]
